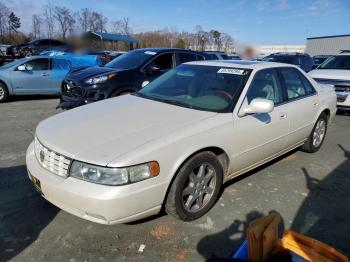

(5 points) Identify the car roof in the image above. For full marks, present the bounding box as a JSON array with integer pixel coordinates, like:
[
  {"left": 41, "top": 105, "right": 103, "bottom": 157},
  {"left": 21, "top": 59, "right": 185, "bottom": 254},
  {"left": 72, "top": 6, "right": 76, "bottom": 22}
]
[
  {"left": 132, "top": 48, "right": 203, "bottom": 53},
  {"left": 186, "top": 59, "right": 300, "bottom": 70}
]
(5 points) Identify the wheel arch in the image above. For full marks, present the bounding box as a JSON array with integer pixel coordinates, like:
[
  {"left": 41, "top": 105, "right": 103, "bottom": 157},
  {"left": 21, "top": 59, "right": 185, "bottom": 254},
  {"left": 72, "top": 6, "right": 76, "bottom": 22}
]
[
  {"left": 0, "top": 79, "right": 9, "bottom": 93},
  {"left": 109, "top": 84, "right": 138, "bottom": 97},
  {"left": 161, "top": 146, "right": 230, "bottom": 206}
]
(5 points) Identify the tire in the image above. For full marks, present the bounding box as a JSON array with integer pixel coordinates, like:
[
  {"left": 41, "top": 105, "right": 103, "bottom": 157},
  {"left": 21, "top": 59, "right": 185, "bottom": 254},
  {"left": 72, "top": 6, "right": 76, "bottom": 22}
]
[
  {"left": 301, "top": 112, "right": 328, "bottom": 153},
  {"left": 0, "top": 82, "right": 9, "bottom": 103},
  {"left": 165, "top": 151, "right": 223, "bottom": 221}
]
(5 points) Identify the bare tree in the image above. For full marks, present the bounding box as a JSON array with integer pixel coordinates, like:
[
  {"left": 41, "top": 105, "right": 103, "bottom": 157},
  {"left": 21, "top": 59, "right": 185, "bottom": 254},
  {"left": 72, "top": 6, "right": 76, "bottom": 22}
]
[
  {"left": 112, "top": 17, "right": 132, "bottom": 35},
  {"left": 32, "top": 14, "right": 42, "bottom": 39},
  {"left": 89, "top": 12, "right": 107, "bottom": 32},
  {"left": 54, "top": 6, "right": 75, "bottom": 39},
  {"left": 0, "top": 3, "right": 11, "bottom": 39},
  {"left": 78, "top": 8, "right": 91, "bottom": 33},
  {"left": 43, "top": 3, "right": 55, "bottom": 38}
]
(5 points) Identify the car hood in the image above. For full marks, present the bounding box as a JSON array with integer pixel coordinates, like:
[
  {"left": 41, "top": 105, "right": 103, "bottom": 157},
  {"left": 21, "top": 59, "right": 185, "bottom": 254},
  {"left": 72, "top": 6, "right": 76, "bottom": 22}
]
[
  {"left": 308, "top": 69, "right": 350, "bottom": 81},
  {"left": 36, "top": 95, "right": 217, "bottom": 166},
  {"left": 67, "top": 66, "right": 127, "bottom": 80}
]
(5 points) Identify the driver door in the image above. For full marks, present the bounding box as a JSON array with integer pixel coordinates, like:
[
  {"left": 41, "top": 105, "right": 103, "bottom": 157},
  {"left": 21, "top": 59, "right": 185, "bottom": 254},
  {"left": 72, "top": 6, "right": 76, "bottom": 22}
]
[
  {"left": 230, "top": 68, "right": 290, "bottom": 173},
  {"left": 11, "top": 58, "right": 53, "bottom": 94}
]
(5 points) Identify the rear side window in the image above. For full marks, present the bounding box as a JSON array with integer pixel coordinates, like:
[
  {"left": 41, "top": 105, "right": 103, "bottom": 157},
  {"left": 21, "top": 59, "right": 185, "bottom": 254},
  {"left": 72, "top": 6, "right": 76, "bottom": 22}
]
[
  {"left": 178, "top": 53, "right": 198, "bottom": 63},
  {"left": 196, "top": 54, "right": 205, "bottom": 60},
  {"left": 299, "top": 73, "right": 316, "bottom": 95},
  {"left": 279, "top": 68, "right": 308, "bottom": 100},
  {"left": 246, "top": 68, "right": 283, "bottom": 104}
]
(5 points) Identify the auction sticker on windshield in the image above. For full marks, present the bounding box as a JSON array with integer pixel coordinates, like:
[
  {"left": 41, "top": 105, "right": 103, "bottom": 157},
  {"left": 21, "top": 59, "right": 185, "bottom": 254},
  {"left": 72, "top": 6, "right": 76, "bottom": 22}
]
[{"left": 217, "top": 68, "right": 245, "bottom": 75}]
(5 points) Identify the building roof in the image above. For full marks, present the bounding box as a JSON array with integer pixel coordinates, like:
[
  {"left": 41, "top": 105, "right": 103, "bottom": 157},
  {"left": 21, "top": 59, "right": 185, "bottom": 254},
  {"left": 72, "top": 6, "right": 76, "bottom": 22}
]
[
  {"left": 307, "top": 34, "right": 350, "bottom": 40},
  {"left": 86, "top": 32, "right": 139, "bottom": 43}
]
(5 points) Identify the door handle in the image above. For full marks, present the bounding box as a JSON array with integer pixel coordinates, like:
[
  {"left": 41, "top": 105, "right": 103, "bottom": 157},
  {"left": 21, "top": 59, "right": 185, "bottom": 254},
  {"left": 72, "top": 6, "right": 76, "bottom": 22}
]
[
  {"left": 280, "top": 113, "right": 287, "bottom": 119},
  {"left": 41, "top": 73, "right": 49, "bottom": 76}
]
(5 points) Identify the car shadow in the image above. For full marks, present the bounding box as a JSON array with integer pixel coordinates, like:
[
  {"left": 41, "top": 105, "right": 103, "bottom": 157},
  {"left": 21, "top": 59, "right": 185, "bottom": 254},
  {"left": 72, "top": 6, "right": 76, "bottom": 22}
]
[
  {"left": 291, "top": 144, "right": 350, "bottom": 255},
  {"left": 0, "top": 165, "right": 59, "bottom": 261},
  {"left": 196, "top": 144, "right": 350, "bottom": 259},
  {"left": 7, "top": 95, "right": 58, "bottom": 103}
]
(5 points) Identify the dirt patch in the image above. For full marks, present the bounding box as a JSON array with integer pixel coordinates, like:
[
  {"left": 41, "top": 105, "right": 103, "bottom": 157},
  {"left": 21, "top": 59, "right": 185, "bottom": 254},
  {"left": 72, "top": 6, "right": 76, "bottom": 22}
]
[{"left": 150, "top": 224, "right": 172, "bottom": 240}]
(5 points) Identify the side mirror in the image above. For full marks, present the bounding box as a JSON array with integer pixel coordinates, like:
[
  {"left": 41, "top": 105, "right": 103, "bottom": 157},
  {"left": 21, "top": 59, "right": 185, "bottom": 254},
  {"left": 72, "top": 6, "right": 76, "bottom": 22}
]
[
  {"left": 240, "top": 98, "right": 274, "bottom": 116},
  {"left": 17, "top": 65, "right": 27, "bottom": 71},
  {"left": 145, "top": 65, "right": 161, "bottom": 74}
]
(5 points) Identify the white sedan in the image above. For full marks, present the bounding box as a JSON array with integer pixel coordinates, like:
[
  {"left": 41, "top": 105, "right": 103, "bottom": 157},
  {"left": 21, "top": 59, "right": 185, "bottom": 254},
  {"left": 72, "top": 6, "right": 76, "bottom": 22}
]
[{"left": 26, "top": 60, "right": 337, "bottom": 224}]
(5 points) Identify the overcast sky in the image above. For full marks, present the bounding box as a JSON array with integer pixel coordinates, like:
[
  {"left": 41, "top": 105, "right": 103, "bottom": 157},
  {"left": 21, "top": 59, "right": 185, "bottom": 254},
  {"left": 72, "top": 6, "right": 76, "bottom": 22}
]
[{"left": 3, "top": 0, "right": 350, "bottom": 44}]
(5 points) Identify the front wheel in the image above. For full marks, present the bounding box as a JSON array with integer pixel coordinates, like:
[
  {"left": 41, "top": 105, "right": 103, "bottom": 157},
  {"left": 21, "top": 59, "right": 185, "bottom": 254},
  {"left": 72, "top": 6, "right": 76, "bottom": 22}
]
[
  {"left": 0, "top": 83, "right": 9, "bottom": 103},
  {"left": 301, "top": 112, "right": 328, "bottom": 153},
  {"left": 165, "top": 151, "right": 223, "bottom": 221}
]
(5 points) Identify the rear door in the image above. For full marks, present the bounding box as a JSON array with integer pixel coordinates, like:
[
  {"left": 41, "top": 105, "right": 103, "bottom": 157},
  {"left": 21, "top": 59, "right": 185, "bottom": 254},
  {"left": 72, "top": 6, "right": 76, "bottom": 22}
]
[
  {"left": 278, "top": 67, "right": 319, "bottom": 146},
  {"left": 11, "top": 58, "right": 53, "bottom": 94},
  {"left": 231, "top": 68, "right": 290, "bottom": 172}
]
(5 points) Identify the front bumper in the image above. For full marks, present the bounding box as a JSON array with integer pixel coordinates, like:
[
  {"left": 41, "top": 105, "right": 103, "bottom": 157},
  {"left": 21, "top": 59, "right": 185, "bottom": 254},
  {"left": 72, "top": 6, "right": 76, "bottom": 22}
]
[
  {"left": 57, "top": 80, "right": 108, "bottom": 109},
  {"left": 336, "top": 91, "right": 350, "bottom": 110},
  {"left": 26, "top": 142, "right": 166, "bottom": 224}
]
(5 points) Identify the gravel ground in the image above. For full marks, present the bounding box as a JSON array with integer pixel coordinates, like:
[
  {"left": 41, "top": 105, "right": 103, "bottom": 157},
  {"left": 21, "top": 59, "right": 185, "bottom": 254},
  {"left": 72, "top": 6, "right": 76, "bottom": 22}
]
[{"left": 1, "top": 97, "right": 349, "bottom": 262}]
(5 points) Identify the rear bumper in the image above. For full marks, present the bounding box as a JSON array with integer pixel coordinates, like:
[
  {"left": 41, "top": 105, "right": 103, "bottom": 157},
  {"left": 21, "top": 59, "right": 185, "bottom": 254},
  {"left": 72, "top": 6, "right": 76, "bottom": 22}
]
[{"left": 26, "top": 142, "right": 166, "bottom": 224}]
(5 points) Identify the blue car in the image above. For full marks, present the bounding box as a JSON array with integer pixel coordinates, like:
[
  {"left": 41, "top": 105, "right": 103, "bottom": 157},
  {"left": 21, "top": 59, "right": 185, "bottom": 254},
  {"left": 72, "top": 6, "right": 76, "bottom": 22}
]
[{"left": 0, "top": 55, "right": 101, "bottom": 102}]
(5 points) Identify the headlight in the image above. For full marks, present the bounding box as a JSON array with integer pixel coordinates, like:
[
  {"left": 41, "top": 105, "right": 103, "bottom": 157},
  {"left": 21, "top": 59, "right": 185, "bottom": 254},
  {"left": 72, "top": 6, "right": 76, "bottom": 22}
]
[
  {"left": 69, "top": 161, "right": 160, "bottom": 186},
  {"left": 85, "top": 73, "right": 116, "bottom": 85}
]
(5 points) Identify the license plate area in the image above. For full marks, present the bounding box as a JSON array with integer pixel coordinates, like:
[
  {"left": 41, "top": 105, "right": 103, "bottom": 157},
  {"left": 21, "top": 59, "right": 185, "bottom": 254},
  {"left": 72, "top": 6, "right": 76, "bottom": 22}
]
[{"left": 29, "top": 172, "right": 42, "bottom": 193}]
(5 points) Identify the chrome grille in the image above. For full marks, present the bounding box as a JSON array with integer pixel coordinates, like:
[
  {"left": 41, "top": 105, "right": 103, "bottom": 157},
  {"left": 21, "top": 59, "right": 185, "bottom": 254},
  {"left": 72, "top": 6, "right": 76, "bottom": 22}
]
[{"left": 34, "top": 137, "right": 71, "bottom": 177}]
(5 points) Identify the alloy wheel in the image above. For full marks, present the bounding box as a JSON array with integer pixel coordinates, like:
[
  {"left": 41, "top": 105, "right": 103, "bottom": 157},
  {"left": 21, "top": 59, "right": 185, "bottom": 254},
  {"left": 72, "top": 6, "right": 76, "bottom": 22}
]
[
  {"left": 0, "top": 86, "right": 4, "bottom": 100},
  {"left": 313, "top": 118, "right": 326, "bottom": 148},
  {"left": 182, "top": 163, "right": 217, "bottom": 212}
]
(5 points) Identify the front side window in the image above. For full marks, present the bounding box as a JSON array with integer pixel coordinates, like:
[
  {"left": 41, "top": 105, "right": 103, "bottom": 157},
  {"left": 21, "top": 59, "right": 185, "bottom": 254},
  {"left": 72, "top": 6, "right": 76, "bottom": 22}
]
[
  {"left": 279, "top": 68, "right": 307, "bottom": 99},
  {"left": 318, "top": 55, "right": 350, "bottom": 70},
  {"left": 150, "top": 53, "right": 174, "bottom": 70},
  {"left": 137, "top": 64, "right": 250, "bottom": 112},
  {"left": 23, "top": 58, "right": 50, "bottom": 71},
  {"left": 246, "top": 69, "right": 283, "bottom": 104}
]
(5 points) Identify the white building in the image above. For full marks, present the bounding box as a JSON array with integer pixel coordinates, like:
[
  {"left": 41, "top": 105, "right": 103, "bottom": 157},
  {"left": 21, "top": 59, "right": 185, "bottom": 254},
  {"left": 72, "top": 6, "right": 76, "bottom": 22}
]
[
  {"left": 305, "top": 34, "right": 350, "bottom": 56},
  {"left": 256, "top": 45, "right": 306, "bottom": 56}
]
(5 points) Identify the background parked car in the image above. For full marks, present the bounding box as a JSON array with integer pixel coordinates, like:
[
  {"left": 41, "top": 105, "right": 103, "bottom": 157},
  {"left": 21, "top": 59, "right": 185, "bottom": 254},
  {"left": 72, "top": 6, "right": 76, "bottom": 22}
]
[
  {"left": 0, "top": 55, "right": 100, "bottom": 103},
  {"left": 203, "top": 51, "right": 231, "bottom": 60},
  {"left": 312, "top": 55, "right": 331, "bottom": 69},
  {"left": 308, "top": 53, "right": 350, "bottom": 111},
  {"left": 262, "top": 52, "right": 314, "bottom": 72},
  {"left": 58, "top": 48, "right": 207, "bottom": 109},
  {"left": 6, "top": 39, "right": 73, "bottom": 57}
]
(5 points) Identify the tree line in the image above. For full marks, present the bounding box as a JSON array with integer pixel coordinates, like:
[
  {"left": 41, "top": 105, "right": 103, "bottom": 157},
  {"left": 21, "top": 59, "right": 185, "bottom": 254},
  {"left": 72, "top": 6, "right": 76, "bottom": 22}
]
[{"left": 0, "top": 2, "right": 234, "bottom": 52}]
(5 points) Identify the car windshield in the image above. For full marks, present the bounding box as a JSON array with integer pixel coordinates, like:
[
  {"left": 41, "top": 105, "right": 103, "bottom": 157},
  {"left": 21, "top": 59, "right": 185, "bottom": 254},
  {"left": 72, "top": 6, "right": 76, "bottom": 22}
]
[
  {"left": 136, "top": 64, "right": 250, "bottom": 112},
  {"left": 105, "top": 50, "right": 155, "bottom": 69},
  {"left": 0, "top": 58, "right": 28, "bottom": 69},
  {"left": 318, "top": 55, "right": 350, "bottom": 70},
  {"left": 263, "top": 55, "right": 296, "bottom": 64}
]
